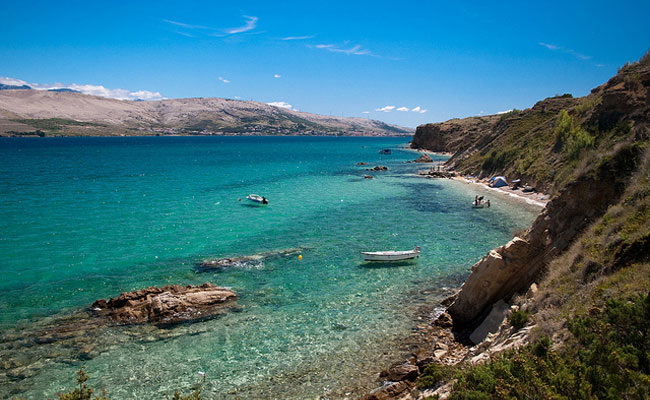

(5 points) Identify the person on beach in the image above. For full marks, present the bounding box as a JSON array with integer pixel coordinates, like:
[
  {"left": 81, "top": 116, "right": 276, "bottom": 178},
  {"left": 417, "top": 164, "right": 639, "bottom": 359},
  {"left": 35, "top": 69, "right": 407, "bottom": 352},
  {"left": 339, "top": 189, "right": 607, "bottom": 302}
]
[
  {"left": 474, "top": 195, "right": 479, "bottom": 206},
  {"left": 487, "top": 199, "right": 491, "bottom": 207}
]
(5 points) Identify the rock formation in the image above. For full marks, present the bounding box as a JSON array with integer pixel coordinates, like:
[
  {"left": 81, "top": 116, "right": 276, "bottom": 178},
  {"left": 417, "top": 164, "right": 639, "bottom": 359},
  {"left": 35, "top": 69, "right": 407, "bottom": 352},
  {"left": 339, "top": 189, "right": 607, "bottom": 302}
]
[
  {"left": 92, "top": 283, "right": 236, "bottom": 324},
  {"left": 413, "top": 153, "right": 433, "bottom": 163},
  {"left": 449, "top": 142, "right": 644, "bottom": 324}
]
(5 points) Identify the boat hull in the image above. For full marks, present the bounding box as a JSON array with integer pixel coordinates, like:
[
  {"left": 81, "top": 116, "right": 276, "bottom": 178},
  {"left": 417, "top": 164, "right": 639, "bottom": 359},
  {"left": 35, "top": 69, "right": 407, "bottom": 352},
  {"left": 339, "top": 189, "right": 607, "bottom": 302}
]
[{"left": 360, "top": 249, "right": 420, "bottom": 262}]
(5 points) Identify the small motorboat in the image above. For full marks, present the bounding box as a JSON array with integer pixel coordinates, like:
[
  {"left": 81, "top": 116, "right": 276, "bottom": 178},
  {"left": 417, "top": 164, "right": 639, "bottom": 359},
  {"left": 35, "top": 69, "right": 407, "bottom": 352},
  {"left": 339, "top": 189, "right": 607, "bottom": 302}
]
[
  {"left": 246, "top": 194, "right": 269, "bottom": 205},
  {"left": 361, "top": 246, "right": 420, "bottom": 261}
]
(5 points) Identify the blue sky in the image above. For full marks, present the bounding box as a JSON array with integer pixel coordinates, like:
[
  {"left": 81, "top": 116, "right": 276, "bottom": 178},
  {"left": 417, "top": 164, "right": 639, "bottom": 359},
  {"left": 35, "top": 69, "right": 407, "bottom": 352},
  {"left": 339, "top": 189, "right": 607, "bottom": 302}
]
[{"left": 1, "top": 1, "right": 649, "bottom": 128}]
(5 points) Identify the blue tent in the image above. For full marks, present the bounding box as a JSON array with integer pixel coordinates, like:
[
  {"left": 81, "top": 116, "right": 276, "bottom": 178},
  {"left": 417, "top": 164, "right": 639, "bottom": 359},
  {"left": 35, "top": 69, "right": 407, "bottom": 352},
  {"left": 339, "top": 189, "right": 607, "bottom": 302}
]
[{"left": 490, "top": 176, "right": 508, "bottom": 188}]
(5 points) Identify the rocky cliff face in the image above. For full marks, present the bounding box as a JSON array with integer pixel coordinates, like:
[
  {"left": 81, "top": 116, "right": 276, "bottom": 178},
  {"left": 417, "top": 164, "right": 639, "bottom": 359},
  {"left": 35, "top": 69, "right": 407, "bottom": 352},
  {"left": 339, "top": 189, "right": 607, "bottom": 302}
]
[
  {"left": 410, "top": 115, "right": 500, "bottom": 153},
  {"left": 448, "top": 58, "right": 650, "bottom": 325}
]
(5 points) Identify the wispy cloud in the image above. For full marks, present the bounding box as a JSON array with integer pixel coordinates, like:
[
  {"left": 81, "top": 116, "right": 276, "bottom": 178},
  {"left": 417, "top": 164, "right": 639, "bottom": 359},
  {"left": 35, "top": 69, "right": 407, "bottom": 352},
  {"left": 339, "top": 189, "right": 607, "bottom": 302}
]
[
  {"left": 397, "top": 107, "right": 409, "bottom": 112},
  {"left": 312, "top": 43, "right": 373, "bottom": 56},
  {"left": 411, "top": 106, "right": 427, "bottom": 113},
  {"left": 361, "top": 111, "right": 370, "bottom": 114},
  {"left": 376, "top": 105, "right": 395, "bottom": 112},
  {"left": 164, "top": 16, "right": 259, "bottom": 37},
  {"left": 218, "top": 76, "right": 230, "bottom": 84},
  {"left": 267, "top": 101, "right": 293, "bottom": 110},
  {"left": 225, "top": 15, "right": 258, "bottom": 34},
  {"left": 538, "top": 42, "right": 592, "bottom": 60},
  {"left": 496, "top": 109, "right": 513, "bottom": 115},
  {"left": 1, "top": 76, "right": 164, "bottom": 101},
  {"left": 281, "top": 35, "right": 314, "bottom": 41},
  {"left": 164, "top": 19, "right": 214, "bottom": 30},
  {"left": 174, "top": 31, "right": 195, "bottom": 38},
  {"left": 274, "top": 74, "right": 281, "bottom": 78}
]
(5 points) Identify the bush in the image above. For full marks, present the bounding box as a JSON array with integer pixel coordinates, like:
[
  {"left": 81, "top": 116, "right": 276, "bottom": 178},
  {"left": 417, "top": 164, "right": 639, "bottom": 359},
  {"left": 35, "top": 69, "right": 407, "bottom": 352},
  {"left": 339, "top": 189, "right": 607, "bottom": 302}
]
[
  {"left": 57, "top": 367, "right": 110, "bottom": 400},
  {"left": 417, "top": 363, "right": 456, "bottom": 389},
  {"left": 553, "top": 110, "right": 595, "bottom": 158},
  {"left": 446, "top": 293, "right": 650, "bottom": 399},
  {"left": 508, "top": 309, "right": 529, "bottom": 330}
]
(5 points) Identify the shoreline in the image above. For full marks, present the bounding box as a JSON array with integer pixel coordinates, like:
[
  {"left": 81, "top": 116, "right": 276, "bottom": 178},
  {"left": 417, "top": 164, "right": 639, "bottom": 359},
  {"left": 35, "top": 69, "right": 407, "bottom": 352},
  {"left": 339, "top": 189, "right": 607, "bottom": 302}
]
[
  {"left": 452, "top": 176, "right": 550, "bottom": 209},
  {"left": 452, "top": 176, "right": 549, "bottom": 209}
]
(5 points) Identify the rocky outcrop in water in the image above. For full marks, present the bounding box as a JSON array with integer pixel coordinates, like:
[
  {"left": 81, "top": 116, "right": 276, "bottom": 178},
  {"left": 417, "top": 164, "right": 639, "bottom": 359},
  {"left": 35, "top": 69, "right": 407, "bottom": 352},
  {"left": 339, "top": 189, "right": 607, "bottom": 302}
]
[
  {"left": 92, "top": 283, "right": 236, "bottom": 324},
  {"left": 367, "top": 165, "right": 388, "bottom": 171},
  {"left": 413, "top": 153, "right": 433, "bottom": 163}
]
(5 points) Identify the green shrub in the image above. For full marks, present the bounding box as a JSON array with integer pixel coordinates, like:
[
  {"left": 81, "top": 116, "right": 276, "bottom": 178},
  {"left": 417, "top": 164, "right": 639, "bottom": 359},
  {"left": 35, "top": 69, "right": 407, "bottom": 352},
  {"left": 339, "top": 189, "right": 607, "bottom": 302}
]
[
  {"left": 417, "top": 363, "right": 456, "bottom": 389},
  {"left": 508, "top": 309, "right": 529, "bottom": 330},
  {"left": 553, "top": 110, "right": 595, "bottom": 158},
  {"left": 57, "top": 367, "right": 110, "bottom": 400},
  {"left": 446, "top": 293, "right": 650, "bottom": 399}
]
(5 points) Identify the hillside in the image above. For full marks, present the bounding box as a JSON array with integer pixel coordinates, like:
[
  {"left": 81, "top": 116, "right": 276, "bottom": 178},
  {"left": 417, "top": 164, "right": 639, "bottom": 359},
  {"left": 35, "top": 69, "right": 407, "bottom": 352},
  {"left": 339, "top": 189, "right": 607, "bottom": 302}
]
[
  {"left": 0, "top": 90, "right": 412, "bottom": 137},
  {"left": 365, "top": 52, "right": 650, "bottom": 399},
  {"left": 411, "top": 55, "right": 649, "bottom": 194}
]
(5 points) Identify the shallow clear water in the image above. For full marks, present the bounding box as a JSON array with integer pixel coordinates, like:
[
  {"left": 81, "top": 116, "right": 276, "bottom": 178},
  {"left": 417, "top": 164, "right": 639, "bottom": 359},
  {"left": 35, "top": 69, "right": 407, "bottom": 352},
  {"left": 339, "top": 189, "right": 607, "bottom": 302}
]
[{"left": 0, "top": 136, "right": 539, "bottom": 399}]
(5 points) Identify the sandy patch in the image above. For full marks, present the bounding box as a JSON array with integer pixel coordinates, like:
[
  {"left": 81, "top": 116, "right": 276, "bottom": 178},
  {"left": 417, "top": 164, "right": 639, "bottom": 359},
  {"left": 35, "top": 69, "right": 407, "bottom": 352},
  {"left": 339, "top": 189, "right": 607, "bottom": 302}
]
[{"left": 452, "top": 176, "right": 549, "bottom": 209}]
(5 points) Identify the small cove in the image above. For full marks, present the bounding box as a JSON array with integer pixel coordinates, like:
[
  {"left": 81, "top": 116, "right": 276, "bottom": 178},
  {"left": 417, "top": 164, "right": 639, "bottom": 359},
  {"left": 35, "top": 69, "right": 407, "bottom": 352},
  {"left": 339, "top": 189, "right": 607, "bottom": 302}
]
[{"left": 0, "top": 136, "right": 540, "bottom": 399}]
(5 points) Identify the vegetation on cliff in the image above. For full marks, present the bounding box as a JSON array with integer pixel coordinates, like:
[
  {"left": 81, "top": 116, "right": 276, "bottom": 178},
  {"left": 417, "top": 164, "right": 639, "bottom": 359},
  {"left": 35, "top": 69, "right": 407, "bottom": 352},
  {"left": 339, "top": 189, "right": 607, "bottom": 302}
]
[
  {"left": 412, "top": 51, "right": 650, "bottom": 195},
  {"left": 421, "top": 292, "right": 650, "bottom": 399},
  {"left": 415, "top": 51, "right": 650, "bottom": 399}
]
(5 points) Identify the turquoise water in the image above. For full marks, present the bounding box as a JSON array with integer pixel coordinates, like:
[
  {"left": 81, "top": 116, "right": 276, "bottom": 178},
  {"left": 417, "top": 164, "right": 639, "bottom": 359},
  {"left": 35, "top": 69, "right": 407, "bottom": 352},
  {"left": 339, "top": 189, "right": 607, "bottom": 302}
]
[{"left": 0, "top": 136, "right": 539, "bottom": 399}]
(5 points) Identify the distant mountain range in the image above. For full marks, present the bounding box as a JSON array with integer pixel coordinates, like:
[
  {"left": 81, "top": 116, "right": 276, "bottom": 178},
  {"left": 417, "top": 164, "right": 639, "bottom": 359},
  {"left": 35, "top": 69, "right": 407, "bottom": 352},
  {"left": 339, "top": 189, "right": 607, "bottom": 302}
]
[{"left": 0, "top": 89, "right": 412, "bottom": 137}]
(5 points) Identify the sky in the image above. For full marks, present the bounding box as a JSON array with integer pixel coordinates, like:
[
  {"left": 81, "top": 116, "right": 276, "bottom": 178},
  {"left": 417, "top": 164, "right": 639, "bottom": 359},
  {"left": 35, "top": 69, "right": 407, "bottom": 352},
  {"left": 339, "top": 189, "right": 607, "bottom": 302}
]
[{"left": 1, "top": 0, "right": 649, "bottom": 128}]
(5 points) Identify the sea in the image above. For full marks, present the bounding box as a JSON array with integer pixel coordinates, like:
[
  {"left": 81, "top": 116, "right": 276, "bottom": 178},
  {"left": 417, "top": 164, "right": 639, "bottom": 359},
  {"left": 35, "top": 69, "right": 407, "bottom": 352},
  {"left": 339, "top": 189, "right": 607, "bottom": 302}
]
[{"left": 0, "top": 136, "right": 539, "bottom": 399}]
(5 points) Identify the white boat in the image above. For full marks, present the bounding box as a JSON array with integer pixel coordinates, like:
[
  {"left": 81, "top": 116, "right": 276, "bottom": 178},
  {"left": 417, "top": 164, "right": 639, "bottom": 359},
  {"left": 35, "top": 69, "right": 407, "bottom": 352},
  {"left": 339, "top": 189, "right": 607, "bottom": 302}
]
[
  {"left": 246, "top": 194, "right": 268, "bottom": 205},
  {"left": 361, "top": 246, "right": 420, "bottom": 261}
]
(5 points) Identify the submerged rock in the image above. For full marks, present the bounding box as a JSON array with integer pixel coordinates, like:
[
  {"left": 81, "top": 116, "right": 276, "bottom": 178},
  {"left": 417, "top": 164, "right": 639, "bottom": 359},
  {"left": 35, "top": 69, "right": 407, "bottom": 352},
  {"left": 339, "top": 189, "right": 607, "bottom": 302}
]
[
  {"left": 197, "top": 248, "right": 303, "bottom": 271},
  {"left": 366, "top": 165, "right": 388, "bottom": 171},
  {"left": 92, "top": 283, "right": 236, "bottom": 324}
]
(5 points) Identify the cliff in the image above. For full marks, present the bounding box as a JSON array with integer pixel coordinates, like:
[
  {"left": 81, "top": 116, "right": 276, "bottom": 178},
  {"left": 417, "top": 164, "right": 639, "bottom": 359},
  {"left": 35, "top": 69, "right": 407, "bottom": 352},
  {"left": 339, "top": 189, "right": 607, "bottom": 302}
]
[{"left": 367, "top": 51, "right": 650, "bottom": 399}]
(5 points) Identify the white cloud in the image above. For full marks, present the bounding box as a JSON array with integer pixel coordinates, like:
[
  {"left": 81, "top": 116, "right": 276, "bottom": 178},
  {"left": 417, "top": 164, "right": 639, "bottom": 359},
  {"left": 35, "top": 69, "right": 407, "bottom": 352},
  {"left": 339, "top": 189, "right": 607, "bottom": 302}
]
[
  {"left": 267, "top": 101, "right": 293, "bottom": 110},
  {"left": 375, "top": 105, "right": 395, "bottom": 112},
  {"left": 496, "top": 109, "right": 513, "bottom": 115},
  {"left": 419, "top": 109, "right": 427, "bottom": 114},
  {"left": 218, "top": 76, "right": 230, "bottom": 84},
  {"left": 281, "top": 35, "right": 314, "bottom": 41},
  {"left": 0, "top": 77, "right": 30, "bottom": 86},
  {"left": 164, "top": 19, "right": 213, "bottom": 30},
  {"left": 274, "top": 74, "right": 281, "bottom": 78},
  {"left": 397, "top": 107, "right": 409, "bottom": 112},
  {"left": 538, "top": 42, "right": 559, "bottom": 51},
  {"left": 411, "top": 106, "right": 421, "bottom": 112},
  {"left": 225, "top": 15, "right": 258, "bottom": 34},
  {"left": 1, "top": 76, "right": 164, "bottom": 100},
  {"left": 312, "top": 43, "right": 373, "bottom": 56},
  {"left": 361, "top": 111, "right": 370, "bottom": 114},
  {"left": 538, "top": 42, "right": 591, "bottom": 60}
]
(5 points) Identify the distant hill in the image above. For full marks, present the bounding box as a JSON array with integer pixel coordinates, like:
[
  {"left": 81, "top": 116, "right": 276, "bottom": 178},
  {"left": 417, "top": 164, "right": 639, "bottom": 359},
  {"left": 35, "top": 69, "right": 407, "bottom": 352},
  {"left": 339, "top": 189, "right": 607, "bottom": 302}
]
[
  {"left": 47, "top": 88, "right": 81, "bottom": 93},
  {"left": 0, "top": 90, "right": 412, "bottom": 137},
  {"left": 0, "top": 83, "right": 31, "bottom": 90}
]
